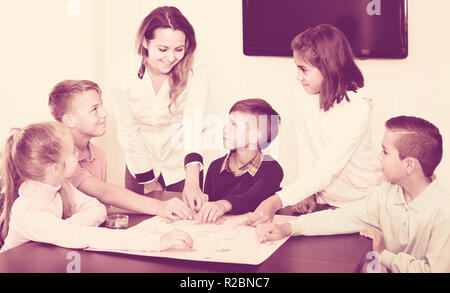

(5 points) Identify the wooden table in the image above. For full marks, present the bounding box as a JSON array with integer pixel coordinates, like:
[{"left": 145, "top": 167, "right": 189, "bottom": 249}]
[{"left": 0, "top": 214, "right": 372, "bottom": 273}]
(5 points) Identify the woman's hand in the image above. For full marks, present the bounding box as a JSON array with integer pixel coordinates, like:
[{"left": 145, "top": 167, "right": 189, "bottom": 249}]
[
  {"left": 183, "top": 163, "right": 206, "bottom": 211},
  {"left": 182, "top": 183, "right": 208, "bottom": 212}
]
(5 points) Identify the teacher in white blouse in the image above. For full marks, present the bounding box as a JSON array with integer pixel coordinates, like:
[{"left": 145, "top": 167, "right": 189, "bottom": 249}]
[{"left": 110, "top": 6, "right": 209, "bottom": 211}]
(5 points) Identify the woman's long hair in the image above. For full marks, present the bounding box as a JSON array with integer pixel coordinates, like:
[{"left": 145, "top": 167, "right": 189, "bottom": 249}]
[
  {"left": 291, "top": 24, "right": 364, "bottom": 112},
  {"left": 136, "top": 6, "right": 196, "bottom": 111},
  {"left": 0, "top": 122, "right": 74, "bottom": 243}
]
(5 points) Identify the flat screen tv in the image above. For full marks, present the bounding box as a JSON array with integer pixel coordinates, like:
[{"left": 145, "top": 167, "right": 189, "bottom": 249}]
[{"left": 243, "top": 0, "right": 408, "bottom": 59}]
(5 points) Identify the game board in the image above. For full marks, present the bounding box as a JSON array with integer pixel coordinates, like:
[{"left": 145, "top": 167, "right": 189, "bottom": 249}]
[{"left": 88, "top": 213, "right": 295, "bottom": 265}]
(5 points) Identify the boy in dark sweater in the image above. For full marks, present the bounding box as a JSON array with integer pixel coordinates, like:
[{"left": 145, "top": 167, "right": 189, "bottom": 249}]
[{"left": 198, "top": 99, "right": 284, "bottom": 223}]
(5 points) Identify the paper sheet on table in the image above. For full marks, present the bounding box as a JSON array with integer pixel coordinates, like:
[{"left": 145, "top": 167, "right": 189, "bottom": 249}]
[{"left": 87, "top": 213, "right": 296, "bottom": 265}]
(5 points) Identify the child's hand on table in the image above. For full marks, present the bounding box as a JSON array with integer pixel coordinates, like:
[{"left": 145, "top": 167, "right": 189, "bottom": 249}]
[
  {"left": 158, "top": 197, "right": 194, "bottom": 221},
  {"left": 255, "top": 223, "right": 292, "bottom": 243},
  {"left": 243, "top": 195, "right": 282, "bottom": 226},
  {"left": 197, "top": 200, "right": 232, "bottom": 223},
  {"left": 160, "top": 229, "right": 193, "bottom": 251}
]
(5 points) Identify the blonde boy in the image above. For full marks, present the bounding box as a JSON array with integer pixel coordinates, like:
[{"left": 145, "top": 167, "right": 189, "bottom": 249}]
[
  {"left": 48, "top": 80, "right": 193, "bottom": 219},
  {"left": 256, "top": 116, "right": 450, "bottom": 273}
]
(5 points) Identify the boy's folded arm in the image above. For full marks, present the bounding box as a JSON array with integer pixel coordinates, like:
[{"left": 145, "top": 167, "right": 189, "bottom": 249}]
[
  {"left": 379, "top": 251, "right": 431, "bottom": 273},
  {"left": 77, "top": 176, "right": 162, "bottom": 216},
  {"left": 382, "top": 218, "right": 450, "bottom": 273}
]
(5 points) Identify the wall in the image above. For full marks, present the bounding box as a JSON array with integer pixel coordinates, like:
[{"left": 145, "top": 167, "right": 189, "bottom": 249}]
[
  {"left": 0, "top": 0, "right": 96, "bottom": 136},
  {"left": 1, "top": 0, "right": 450, "bottom": 192}
]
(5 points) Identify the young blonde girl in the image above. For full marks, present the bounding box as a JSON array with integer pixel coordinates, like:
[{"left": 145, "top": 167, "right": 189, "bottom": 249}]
[
  {"left": 0, "top": 121, "right": 192, "bottom": 252},
  {"left": 246, "top": 24, "right": 382, "bottom": 225}
]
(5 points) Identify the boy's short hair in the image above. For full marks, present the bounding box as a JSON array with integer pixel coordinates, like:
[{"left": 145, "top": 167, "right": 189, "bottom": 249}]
[
  {"left": 48, "top": 80, "right": 102, "bottom": 122},
  {"left": 229, "top": 98, "right": 281, "bottom": 150},
  {"left": 385, "top": 116, "right": 443, "bottom": 178}
]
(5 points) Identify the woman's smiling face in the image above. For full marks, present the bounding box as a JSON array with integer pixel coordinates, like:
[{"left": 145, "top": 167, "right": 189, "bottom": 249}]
[{"left": 144, "top": 28, "right": 186, "bottom": 75}]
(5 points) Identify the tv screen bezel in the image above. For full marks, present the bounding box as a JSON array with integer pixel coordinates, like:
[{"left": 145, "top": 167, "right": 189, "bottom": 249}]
[{"left": 242, "top": 0, "right": 408, "bottom": 59}]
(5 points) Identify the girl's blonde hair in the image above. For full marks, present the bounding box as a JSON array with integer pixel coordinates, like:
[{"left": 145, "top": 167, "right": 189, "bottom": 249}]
[
  {"left": 135, "top": 6, "right": 196, "bottom": 111},
  {"left": 291, "top": 24, "right": 364, "bottom": 112},
  {"left": 0, "top": 122, "right": 74, "bottom": 243}
]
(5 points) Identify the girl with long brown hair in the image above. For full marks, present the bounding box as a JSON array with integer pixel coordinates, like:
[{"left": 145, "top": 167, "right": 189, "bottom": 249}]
[{"left": 246, "top": 24, "right": 382, "bottom": 225}]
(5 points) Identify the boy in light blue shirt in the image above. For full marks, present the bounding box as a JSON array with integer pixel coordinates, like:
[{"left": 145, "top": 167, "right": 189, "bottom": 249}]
[{"left": 256, "top": 116, "right": 450, "bottom": 273}]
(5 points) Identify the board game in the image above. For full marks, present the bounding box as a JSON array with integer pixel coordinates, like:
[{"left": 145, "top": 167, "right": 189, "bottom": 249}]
[{"left": 88, "top": 213, "right": 295, "bottom": 265}]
